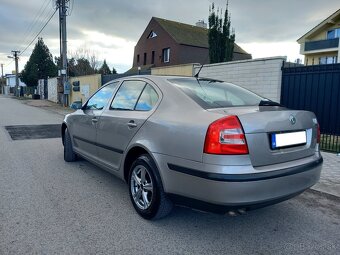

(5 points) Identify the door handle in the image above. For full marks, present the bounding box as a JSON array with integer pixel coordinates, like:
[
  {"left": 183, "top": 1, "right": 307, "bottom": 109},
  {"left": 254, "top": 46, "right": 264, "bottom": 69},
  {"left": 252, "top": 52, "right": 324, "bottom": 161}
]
[
  {"left": 92, "top": 118, "right": 98, "bottom": 124},
  {"left": 127, "top": 120, "right": 137, "bottom": 128}
]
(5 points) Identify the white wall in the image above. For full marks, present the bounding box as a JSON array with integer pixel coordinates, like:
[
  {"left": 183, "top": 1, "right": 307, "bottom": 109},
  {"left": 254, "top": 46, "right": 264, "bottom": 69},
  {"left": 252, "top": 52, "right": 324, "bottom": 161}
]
[
  {"left": 2, "top": 86, "right": 10, "bottom": 95},
  {"left": 194, "top": 57, "right": 286, "bottom": 102},
  {"left": 47, "top": 77, "right": 58, "bottom": 103},
  {"left": 37, "top": 79, "right": 45, "bottom": 97}
]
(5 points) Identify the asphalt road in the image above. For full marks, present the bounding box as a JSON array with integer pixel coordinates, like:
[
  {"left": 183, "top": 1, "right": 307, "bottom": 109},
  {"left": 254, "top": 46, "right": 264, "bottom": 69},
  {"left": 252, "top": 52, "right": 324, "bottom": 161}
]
[{"left": 0, "top": 96, "right": 339, "bottom": 255}]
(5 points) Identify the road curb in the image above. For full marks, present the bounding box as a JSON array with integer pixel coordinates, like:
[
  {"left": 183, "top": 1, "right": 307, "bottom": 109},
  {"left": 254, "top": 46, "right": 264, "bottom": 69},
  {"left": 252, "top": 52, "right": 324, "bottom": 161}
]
[{"left": 308, "top": 188, "right": 340, "bottom": 201}]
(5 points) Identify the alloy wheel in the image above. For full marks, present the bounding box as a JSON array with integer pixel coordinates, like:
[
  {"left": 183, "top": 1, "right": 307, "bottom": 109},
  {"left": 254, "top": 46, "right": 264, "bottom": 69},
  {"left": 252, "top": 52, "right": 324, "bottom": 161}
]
[{"left": 130, "top": 165, "right": 154, "bottom": 210}]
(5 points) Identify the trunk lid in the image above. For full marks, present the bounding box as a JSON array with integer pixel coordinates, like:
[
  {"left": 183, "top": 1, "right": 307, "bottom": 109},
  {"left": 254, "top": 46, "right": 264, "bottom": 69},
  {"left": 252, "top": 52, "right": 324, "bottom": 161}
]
[{"left": 208, "top": 106, "right": 318, "bottom": 167}]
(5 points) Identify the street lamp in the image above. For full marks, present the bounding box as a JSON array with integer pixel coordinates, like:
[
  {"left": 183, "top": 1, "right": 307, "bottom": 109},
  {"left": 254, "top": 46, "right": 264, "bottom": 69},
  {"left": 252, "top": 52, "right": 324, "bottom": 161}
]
[
  {"left": 7, "top": 53, "right": 20, "bottom": 97},
  {"left": 7, "top": 51, "right": 20, "bottom": 97}
]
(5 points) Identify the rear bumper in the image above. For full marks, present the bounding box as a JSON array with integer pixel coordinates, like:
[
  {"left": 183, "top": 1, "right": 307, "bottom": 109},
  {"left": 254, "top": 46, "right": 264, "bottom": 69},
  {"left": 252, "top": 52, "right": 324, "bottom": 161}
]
[
  {"left": 168, "top": 190, "right": 306, "bottom": 214},
  {"left": 154, "top": 154, "right": 322, "bottom": 209}
]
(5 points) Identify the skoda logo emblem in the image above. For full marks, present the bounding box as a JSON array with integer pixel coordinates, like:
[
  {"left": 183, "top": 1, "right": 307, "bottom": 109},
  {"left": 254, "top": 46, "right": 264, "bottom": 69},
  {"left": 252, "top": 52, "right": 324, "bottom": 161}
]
[{"left": 289, "top": 115, "right": 296, "bottom": 125}]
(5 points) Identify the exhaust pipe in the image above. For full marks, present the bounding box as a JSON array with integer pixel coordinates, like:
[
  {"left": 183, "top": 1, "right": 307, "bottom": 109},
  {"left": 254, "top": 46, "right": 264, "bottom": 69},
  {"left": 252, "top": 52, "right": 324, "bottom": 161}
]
[{"left": 226, "top": 208, "right": 247, "bottom": 216}]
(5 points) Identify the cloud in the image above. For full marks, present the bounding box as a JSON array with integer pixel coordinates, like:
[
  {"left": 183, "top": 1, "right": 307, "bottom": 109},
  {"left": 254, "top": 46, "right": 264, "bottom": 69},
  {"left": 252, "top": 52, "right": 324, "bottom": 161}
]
[
  {"left": 239, "top": 41, "right": 302, "bottom": 62},
  {"left": 1, "top": 0, "right": 339, "bottom": 74}
]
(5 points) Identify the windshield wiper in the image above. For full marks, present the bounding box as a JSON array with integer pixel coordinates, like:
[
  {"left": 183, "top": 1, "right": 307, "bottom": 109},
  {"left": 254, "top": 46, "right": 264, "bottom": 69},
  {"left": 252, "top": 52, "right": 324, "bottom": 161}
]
[{"left": 259, "top": 100, "right": 282, "bottom": 107}]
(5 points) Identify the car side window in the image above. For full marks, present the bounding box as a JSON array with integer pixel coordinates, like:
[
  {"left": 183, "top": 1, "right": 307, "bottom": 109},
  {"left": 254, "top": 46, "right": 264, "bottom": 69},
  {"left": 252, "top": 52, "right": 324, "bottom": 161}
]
[
  {"left": 86, "top": 82, "right": 118, "bottom": 110},
  {"left": 111, "top": 81, "right": 146, "bottom": 110},
  {"left": 135, "top": 84, "right": 159, "bottom": 111}
]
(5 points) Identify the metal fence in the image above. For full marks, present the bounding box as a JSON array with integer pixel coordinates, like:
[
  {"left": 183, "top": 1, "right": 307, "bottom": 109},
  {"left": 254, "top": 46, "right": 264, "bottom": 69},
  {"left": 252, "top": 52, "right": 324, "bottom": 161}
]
[{"left": 281, "top": 63, "right": 340, "bottom": 153}]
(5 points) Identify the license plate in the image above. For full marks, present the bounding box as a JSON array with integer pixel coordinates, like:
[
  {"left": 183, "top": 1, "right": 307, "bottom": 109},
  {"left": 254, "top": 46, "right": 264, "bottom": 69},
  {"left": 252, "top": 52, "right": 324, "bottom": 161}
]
[{"left": 271, "top": 131, "right": 307, "bottom": 149}]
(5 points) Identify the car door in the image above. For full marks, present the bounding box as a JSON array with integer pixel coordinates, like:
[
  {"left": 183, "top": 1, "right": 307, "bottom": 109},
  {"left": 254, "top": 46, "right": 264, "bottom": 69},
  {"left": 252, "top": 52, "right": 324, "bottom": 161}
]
[
  {"left": 71, "top": 82, "right": 119, "bottom": 160},
  {"left": 96, "top": 80, "right": 160, "bottom": 170}
]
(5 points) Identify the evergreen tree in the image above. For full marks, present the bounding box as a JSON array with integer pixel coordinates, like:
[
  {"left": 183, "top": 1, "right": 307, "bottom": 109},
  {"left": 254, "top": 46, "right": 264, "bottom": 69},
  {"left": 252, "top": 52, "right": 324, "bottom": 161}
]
[
  {"left": 98, "top": 60, "right": 112, "bottom": 75},
  {"left": 72, "top": 57, "right": 95, "bottom": 76},
  {"left": 208, "top": 2, "right": 235, "bottom": 64},
  {"left": 21, "top": 38, "right": 57, "bottom": 87},
  {"left": 54, "top": 56, "right": 95, "bottom": 77},
  {"left": 112, "top": 67, "right": 117, "bottom": 75}
]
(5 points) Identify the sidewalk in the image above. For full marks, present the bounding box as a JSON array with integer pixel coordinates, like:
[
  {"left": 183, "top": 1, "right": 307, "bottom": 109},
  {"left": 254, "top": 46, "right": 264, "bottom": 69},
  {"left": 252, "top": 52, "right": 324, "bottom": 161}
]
[
  {"left": 312, "top": 152, "right": 340, "bottom": 198},
  {"left": 20, "top": 98, "right": 74, "bottom": 116}
]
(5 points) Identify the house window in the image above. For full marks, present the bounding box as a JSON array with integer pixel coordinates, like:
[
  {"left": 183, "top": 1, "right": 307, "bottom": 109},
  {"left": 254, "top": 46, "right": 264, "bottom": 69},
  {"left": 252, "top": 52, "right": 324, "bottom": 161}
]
[
  {"left": 162, "top": 48, "right": 170, "bottom": 63},
  {"left": 143, "top": 53, "right": 147, "bottom": 65},
  {"left": 137, "top": 54, "right": 140, "bottom": 64},
  {"left": 151, "top": 51, "right": 155, "bottom": 64},
  {"left": 319, "top": 56, "right": 337, "bottom": 65},
  {"left": 327, "top": 28, "right": 340, "bottom": 39},
  {"left": 148, "top": 31, "right": 157, "bottom": 39}
]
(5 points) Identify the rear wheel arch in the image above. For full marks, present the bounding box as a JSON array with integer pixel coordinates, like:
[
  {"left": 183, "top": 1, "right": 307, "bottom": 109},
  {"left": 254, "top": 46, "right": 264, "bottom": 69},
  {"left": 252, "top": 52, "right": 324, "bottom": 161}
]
[
  {"left": 123, "top": 146, "right": 160, "bottom": 184},
  {"left": 124, "top": 146, "right": 149, "bottom": 183}
]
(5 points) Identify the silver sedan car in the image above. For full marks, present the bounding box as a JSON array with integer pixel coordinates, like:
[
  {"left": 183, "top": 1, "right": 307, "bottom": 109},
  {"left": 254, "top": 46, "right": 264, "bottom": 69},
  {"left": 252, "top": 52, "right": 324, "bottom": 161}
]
[{"left": 62, "top": 75, "right": 323, "bottom": 219}]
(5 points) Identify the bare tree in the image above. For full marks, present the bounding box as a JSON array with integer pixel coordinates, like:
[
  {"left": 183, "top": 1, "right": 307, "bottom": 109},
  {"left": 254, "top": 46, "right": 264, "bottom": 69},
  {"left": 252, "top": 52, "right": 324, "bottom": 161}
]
[
  {"left": 89, "top": 54, "right": 99, "bottom": 71},
  {"left": 68, "top": 46, "right": 99, "bottom": 76}
]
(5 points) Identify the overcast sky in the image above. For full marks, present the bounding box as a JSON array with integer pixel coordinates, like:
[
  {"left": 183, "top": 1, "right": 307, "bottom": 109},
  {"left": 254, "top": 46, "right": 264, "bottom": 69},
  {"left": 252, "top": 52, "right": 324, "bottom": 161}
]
[{"left": 0, "top": 0, "right": 339, "bottom": 75}]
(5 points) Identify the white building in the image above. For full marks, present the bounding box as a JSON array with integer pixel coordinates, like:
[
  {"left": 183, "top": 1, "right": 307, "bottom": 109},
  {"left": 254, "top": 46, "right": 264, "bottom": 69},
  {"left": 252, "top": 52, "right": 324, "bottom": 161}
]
[{"left": 5, "top": 74, "right": 26, "bottom": 88}]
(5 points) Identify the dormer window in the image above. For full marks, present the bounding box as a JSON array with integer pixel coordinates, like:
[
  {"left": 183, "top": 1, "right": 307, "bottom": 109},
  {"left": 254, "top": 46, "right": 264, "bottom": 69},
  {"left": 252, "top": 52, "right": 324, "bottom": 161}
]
[{"left": 148, "top": 31, "right": 157, "bottom": 39}]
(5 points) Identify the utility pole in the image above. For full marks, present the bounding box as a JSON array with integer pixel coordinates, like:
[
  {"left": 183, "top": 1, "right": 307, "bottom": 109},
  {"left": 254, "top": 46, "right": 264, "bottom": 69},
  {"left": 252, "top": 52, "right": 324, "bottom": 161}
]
[
  {"left": 8, "top": 51, "right": 21, "bottom": 97},
  {"left": 0, "top": 63, "right": 3, "bottom": 94},
  {"left": 57, "top": 0, "right": 70, "bottom": 106}
]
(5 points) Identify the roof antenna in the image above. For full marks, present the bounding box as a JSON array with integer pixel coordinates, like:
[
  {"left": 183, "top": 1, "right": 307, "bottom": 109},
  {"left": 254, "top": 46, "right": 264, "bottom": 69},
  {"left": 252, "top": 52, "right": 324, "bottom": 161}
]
[{"left": 194, "top": 64, "right": 204, "bottom": 78}]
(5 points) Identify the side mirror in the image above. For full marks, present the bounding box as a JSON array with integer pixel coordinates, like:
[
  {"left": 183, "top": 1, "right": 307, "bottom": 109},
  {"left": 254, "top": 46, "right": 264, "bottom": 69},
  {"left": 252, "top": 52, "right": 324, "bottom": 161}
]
[{"left": 70, "top": 101, "right": 83, "bottom": 110}]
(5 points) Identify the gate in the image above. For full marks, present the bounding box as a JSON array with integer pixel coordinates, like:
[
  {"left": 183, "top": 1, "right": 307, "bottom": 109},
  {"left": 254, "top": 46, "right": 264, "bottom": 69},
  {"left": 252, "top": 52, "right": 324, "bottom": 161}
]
[{"left": 281, "top": 63, "right": 340, "bottom": 153}]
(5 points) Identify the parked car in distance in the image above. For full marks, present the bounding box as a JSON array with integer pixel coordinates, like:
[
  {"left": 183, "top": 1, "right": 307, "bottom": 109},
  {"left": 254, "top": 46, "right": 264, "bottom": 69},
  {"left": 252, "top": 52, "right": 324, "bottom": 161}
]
[{"left": 62, "top": 75, "right": 323, "bottom": 220}]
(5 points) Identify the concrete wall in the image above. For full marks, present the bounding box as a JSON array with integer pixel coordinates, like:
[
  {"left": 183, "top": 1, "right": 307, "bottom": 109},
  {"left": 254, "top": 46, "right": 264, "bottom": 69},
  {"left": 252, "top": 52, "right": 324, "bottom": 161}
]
[
  {"left": 194, "top": 57, "right": 286, "bottom": 102},
  {"left": 37, "top": 79, "right": 45, "bottom": 98},
  {"left": 2, "top": 86, "right": 10, "bottom": 95},
  {"left": 69, "top": 74, "right": 101, "bottom": 104},
  {"left": 151, "top": 63, "right": 197, "bottom": 77},
  {"left": 47, "top": 77, "right": 58, "bottom": 103}
]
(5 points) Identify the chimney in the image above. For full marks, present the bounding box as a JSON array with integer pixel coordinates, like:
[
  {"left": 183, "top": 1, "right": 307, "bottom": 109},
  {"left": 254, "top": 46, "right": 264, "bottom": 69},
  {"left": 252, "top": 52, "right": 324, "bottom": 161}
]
[{"left": 195, "top": 20, "right": 207, "bottom": 29}]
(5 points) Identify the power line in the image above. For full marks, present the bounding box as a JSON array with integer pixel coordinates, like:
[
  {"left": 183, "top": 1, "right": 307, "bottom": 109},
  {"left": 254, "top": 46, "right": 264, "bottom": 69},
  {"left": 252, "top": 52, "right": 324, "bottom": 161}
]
[
  {"left": 19, "top": 0, "right": 51, "bottom": 48},
  {"left": 5, "top": 60, "right": 14, "bottom": 67},
  {"left": 20, "top": 8, "right": 56, "bottom": 54},
  {"left": 5, "top": 4, "right": 56, "bottom": 67},
  {"left": 19, "top": 8, "right": 58, "bottom": 56}
]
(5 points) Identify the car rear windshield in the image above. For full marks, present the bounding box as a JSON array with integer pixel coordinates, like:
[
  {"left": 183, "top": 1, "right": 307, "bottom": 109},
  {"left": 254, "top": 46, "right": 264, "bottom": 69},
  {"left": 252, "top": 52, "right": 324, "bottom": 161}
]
[{"left": 168, "top": 78, "right": 264, "bottom": 109}]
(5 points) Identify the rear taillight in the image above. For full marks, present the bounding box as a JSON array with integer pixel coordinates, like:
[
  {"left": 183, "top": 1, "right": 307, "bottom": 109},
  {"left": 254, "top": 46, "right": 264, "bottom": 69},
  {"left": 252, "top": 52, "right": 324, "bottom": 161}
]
[
  {"left": 204, "top": 115, "right": 249, "bottom": 155},
  {"left": 317, "top": 123, "right": 321, "bottom": 144}
]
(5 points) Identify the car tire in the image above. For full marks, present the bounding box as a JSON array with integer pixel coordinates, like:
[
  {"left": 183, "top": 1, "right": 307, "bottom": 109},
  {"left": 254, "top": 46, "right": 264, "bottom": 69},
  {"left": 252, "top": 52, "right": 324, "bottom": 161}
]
[
  {"left": 64, "top": 128, "right": 77, "bottom": 162},
  {"left": 128, "top": 154, "right": 173, "bottom": 220}
]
